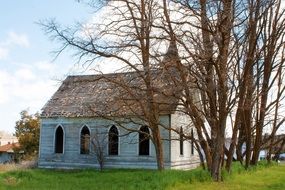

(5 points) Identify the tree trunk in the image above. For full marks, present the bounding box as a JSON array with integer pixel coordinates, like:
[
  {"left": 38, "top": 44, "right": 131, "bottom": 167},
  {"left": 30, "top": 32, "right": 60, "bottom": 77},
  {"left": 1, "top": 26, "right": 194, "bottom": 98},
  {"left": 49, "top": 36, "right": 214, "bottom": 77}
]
[
  {"left": 195, "top": 141, "right": 206, "bottom": 170},
  {"left": 211, "top": 130, "right": 224, "bottom": 181},
  {"left": 152, "top": 126, "right": 165, "bottom": 170}
]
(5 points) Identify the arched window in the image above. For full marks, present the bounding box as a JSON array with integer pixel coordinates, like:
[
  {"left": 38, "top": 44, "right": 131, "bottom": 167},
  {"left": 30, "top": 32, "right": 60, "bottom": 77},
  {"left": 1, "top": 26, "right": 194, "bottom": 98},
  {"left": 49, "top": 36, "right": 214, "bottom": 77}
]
[
  {"left": 191, "top": 128, "right": 194, "bottom": 155},
  {"left": 139, "top": 126, "right": 150, "bottom": 156},
  {"left": 108, "top": 125, "right": 119, "bottom": 155},
  {"left": 180, "top": 127, "right": 184, "bottom": 155},
  {"left": 80, "top": 126, "right": 90, "bottom": 154},
  {"left": 55, "top": 126, "right": 64, "bottom": 154}
]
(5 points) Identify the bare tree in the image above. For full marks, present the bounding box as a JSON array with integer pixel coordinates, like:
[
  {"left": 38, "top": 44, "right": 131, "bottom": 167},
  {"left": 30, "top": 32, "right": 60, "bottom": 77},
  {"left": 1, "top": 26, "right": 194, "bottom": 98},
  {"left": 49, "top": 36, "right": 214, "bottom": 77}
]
[
  {"left": 226, "top": 0, "right": 285, "bottom": 168},
  {"left": 91, "top": 129, "right": 108, "bottom": 171},
  {"left": 162, "top": 0, "right": 235, "bottom": 180},
  {"left": 41, "top": 0, "right": 285, "bottom": 181},
  {"left": 165, "top": 0, "right": 285, "bottom": 179},
  {"left": 41, "top": 0, "right": 173, "bottom": 171}
]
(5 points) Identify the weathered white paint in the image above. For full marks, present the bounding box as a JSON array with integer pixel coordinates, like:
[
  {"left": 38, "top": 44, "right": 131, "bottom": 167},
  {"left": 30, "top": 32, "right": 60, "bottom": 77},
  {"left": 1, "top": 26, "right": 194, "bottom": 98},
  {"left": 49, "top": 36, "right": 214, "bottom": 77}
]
[{"left": 39, "top": 114, "right": 200, "bottom": 169}]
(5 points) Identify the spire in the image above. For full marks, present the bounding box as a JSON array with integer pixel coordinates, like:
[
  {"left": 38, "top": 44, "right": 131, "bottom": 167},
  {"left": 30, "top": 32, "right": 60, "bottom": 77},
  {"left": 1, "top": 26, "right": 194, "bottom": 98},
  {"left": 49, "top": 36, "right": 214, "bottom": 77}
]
[{"left": 162, "top": 39, "right": 180, "bottom": 67}]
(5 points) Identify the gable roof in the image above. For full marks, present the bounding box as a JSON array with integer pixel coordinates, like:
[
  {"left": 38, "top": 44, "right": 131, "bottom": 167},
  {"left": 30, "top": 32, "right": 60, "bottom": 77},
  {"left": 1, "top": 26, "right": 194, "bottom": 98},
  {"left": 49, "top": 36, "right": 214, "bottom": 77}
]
[
  {"left": 41, "top": 71, "right": 180, "bottom": 118},
  {"left": 0, "top": 143, "right": 20, "bottom": 153}
]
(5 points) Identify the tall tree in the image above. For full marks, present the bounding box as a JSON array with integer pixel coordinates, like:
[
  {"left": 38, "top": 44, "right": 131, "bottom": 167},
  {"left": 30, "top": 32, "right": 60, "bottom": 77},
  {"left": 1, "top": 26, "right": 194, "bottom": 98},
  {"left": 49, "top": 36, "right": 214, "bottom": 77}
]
[
  {"left": 41, "top": 0, "right": 285, "bottom": 181},
  {"left": 163, "top": 0, "right": 235, "bottom": 180},
  {"left": 166, "top": 0, "right": 285, "bottom": 178},
  {"left": 15, "top": 110, "right": 40, "bottom": 158},
  {"left": 42, "top": 0, "right": 169, "bottom": 170}
]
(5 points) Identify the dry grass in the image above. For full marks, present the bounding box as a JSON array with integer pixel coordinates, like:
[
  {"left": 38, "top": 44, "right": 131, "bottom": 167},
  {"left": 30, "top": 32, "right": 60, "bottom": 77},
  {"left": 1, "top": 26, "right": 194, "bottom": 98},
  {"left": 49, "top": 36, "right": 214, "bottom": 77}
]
[
  {"left": 2, "top": 176, "right": 18, "bottom": 186},
  {"left": 0, "top": 164, "right": 19, "bottom": 173},
  {"left": 0, "top": 161, "right": 37, "bottom": 173}
]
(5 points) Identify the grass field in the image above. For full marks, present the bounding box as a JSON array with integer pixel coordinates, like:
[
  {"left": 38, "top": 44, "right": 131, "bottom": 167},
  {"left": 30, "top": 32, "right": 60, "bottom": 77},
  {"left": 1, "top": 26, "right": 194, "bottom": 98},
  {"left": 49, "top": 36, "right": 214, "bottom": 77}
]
[{"left": 0, "top": 163, "right": 284, "bottom": 190}]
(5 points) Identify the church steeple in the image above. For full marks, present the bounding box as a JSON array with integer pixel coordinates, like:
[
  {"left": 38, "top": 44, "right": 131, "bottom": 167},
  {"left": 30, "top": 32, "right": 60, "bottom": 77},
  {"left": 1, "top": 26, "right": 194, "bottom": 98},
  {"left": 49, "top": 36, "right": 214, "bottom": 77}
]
[{"left": 162, "top": 39, "right": 180, "bottom": 67}]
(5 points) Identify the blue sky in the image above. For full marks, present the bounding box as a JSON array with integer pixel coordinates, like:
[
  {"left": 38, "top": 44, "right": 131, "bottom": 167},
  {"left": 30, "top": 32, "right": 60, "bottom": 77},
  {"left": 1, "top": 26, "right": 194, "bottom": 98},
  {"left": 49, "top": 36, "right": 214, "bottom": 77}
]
[
  {"left": 0, "top": 1, "right": 93, "bottom": 133},
  {"left": 1, "top": 1, "right": 284, "bottom": 135}
]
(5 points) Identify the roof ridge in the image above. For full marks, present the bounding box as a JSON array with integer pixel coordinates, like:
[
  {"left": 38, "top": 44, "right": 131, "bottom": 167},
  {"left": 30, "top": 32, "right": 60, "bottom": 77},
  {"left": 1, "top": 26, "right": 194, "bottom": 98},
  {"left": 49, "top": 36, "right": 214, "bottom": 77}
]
[
  {"left": 67, "top": 70, "right": 141, "bottom": 78},
  {"left": 64, "top": 69, "right": 162, "bottom": 83}
]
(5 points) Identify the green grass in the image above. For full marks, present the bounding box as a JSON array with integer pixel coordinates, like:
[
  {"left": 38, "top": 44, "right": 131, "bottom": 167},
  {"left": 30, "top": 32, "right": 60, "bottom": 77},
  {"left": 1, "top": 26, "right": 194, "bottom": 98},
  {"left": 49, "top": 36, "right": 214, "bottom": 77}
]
[
  {"left": 174, "top": 163, "right": 285, "bottom": 190},
  {"left": 0, "top": 163, "right": 284, "bottom": 190}
]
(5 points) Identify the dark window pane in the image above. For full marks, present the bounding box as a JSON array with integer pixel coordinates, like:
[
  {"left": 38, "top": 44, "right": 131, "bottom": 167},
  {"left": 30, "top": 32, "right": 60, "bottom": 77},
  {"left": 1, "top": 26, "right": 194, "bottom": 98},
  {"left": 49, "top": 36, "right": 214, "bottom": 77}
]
[
  {"left": 55, "top": 126, "right": 64, "bottom": 154},
  {"left": 108, "top": 125, "right": 119, "bottom": 155},
  {"left": 80, "top": 126, "right": 90, "bottom": 154},
  {"left": 180, "top": 127, "right": 183, "bottom": 155},
  {"left": 191, "top": 128, "right": 194, "bottom": 155},
  {"left": 139, "top": 126, "right": 150, "bottom": 156}
]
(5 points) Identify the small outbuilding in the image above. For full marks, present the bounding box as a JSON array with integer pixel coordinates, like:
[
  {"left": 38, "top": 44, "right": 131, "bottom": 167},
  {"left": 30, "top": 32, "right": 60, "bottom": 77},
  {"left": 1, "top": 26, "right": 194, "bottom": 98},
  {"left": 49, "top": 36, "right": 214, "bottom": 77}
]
[{"left": 0, "top": 143, "right": 20, "bottom": 164}]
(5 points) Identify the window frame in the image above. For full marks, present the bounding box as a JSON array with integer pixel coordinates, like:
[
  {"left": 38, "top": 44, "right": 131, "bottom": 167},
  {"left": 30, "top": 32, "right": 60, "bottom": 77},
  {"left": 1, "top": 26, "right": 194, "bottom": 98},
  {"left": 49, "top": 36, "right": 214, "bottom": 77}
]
[
  {"left": 191, "top": 128, "right": 194, "bottom": 156},
  {"left": 108, "top": 125, "right": 119, "bottom": 156},
  {"left": 80, "top": 125, "right": 91, "bottom": 155},
  {"left": 54, "top": 125, "right": 65, "bottom": 154},
  {"left": 138, "top": 125, "right": 150, "bottom": 156},
  {"left": 179, "top": 127, "right": 184, "bottom": 156}
]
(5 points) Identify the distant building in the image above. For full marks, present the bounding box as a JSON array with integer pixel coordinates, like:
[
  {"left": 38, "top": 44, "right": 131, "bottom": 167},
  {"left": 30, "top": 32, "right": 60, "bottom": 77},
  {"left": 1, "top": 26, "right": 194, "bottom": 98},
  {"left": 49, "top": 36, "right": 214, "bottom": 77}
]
[
  {"left": 225, "top": 134, "right": 285, "bottom": 161},
  {"left": 0, "top": 143, "right": 20, "bottom": 163},
  {"left": 0, "top": 131, "right": 18, "bottom": 146}
]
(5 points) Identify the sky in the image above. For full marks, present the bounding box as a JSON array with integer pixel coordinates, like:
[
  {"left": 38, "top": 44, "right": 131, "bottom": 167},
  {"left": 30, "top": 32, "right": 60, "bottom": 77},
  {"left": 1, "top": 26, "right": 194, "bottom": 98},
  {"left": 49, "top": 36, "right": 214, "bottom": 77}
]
[
  {"left": 0, "top": 1, "right": 95, "bottom": 133},
  {"left": 1, "top": 1, "right": 284, "bottom": 135}
]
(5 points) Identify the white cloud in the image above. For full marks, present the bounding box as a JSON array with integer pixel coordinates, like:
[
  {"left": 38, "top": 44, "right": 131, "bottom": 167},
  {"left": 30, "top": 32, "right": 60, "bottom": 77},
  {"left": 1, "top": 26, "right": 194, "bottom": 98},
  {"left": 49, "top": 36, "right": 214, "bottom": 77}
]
[
  {"left": 35, "top": 61, "right": 55, "bottom": 71},
  {"left": 0, "top": 60, "right": 60, "bottom": 107},
  {"left": 6, "top": 31, "right": 30, "bottom": 48},
  {"left": 14, "top": 68, "right": 36, "bottom": 81},
  {"left": 0, "top": 31, "right": 30, "bottom": 60},
  {"left": 0, "top": 47, "right": 9, "bottom": 60},
  {"left": 11, "top": 80, "right": 57, "bottom": 102},
  {"left": 0, "top": 70, "right": 10, "bottom": 104}
]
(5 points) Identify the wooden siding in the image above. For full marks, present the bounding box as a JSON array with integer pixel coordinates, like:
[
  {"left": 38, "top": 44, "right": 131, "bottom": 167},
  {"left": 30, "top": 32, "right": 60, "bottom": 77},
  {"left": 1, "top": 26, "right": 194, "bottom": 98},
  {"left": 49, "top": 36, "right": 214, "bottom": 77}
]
[
  {"left": 39, "top": 115, "right": 200, "bottom": 169},
  {"left": 170, "top": 111, "right": 200, "bottom": 169},
  {"left": 39, "top": 116, "right": 171, "bottom": 169}
]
